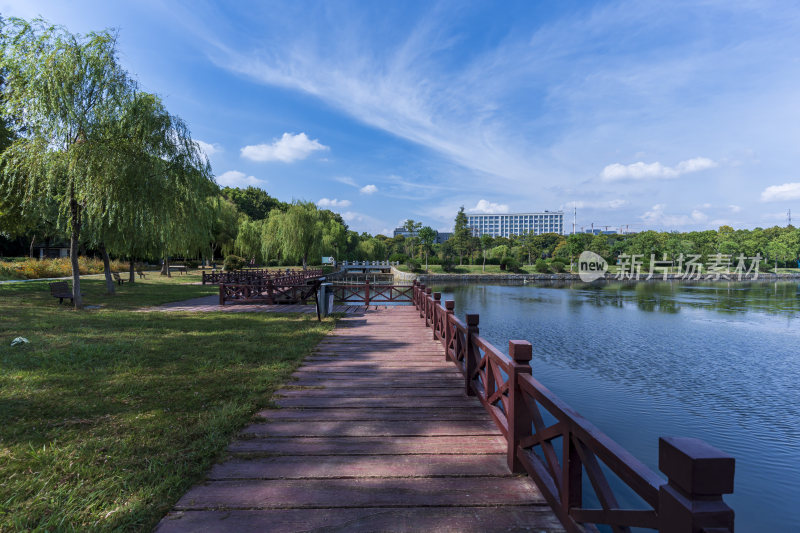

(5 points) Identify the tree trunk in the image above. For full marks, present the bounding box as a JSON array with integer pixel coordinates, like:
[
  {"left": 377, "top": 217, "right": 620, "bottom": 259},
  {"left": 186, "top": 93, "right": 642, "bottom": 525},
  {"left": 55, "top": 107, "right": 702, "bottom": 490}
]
[
  {"left": 425, "top": 251, "right": 428, "bottom": 272},
  {"left": 69, "top": 192, "right": 83, "bottom": 309},
  {"left": 482, "top": 251, "right": 486, "bottom": 272},
  {"left": 129, "top": 257, "right": 135, "bottom": 283},
  {"left": 302, "top": 254, "right": 307, "bottom": 270},
  {"left": 29, "top": 234, "right": 36, "bottom": 259},
  {"left": 100, "top": 243, "right": 115, "bottom": 295}
]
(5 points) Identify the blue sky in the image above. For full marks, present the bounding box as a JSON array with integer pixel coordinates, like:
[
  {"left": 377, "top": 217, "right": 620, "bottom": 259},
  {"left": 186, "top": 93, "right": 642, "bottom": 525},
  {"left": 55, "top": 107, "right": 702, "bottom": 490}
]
[{"left": 4, "top": 1, "right": 800, "bottom": 235}]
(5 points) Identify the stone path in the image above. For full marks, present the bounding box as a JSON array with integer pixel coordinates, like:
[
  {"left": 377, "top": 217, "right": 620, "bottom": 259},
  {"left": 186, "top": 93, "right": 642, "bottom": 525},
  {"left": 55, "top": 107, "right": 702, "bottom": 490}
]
[
  {"left": 139, "top": 294, "right": 374, "bottom": 314},
  {"left": 155, "top": 306, "right": 563, "bottom": 532}
]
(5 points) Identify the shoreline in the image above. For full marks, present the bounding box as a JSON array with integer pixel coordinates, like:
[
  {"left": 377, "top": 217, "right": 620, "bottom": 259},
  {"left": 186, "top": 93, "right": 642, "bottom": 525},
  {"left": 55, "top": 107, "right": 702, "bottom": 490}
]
[{"left": 391, "top": 266, "right": 800, "bottom": 284}]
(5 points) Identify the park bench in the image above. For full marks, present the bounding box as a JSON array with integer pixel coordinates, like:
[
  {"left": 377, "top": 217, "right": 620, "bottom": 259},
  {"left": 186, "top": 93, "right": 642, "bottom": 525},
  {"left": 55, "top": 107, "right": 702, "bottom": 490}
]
[
  {"left": 136, "top": 269, "right": 147, "bottom": 279},
  {"left": 112, "top": 272, "right": 126, "bottom": 285},
  {"left": 169, "top": 265, "right": 187, "bottom": 275},
  {"left": 49, "top": 281, "right": 80, "bottom": 304}
]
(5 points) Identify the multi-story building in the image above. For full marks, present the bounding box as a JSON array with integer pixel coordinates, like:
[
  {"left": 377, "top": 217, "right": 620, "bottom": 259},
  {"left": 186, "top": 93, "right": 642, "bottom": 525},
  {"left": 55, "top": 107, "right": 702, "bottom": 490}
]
[{"left": 466, "top": 211, "right": 564, "bottom": 238}]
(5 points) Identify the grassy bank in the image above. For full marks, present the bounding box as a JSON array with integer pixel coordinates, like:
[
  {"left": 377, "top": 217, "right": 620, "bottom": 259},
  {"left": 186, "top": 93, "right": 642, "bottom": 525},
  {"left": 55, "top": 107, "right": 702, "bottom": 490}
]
[{"left": 0, "top": 276, "right": 335, "bottom": 531}]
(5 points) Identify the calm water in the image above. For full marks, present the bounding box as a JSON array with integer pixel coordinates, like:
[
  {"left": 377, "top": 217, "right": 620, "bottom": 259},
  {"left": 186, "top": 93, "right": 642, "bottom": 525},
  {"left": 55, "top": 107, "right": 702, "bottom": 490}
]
[{"left": 431, "top": 281, "right": 800, "bottom": 533}]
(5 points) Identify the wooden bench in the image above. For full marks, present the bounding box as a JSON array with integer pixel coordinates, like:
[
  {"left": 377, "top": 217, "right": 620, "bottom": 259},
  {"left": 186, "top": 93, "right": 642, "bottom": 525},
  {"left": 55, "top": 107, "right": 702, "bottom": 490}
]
[
  {"left": 112, "top": 272, "right": 126, "bottom": 285},
  {"left": 136, "top": 269, "right": 147, "bottom": 279},
  {"left": 169, "top": 265, "right": 187, "bottom": 275},
  {"left": 49, "top": 281, "right": 79, "bottom": 304}
]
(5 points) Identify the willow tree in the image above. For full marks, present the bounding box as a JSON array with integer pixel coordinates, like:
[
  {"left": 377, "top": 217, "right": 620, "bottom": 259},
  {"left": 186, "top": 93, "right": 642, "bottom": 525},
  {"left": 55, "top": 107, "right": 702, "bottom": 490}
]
[
  {"left": 0, "top": 18, "right": 135, "bottom": 307},
  {"left": 263, "top": 202, "right": 322, "bottom": 269}
]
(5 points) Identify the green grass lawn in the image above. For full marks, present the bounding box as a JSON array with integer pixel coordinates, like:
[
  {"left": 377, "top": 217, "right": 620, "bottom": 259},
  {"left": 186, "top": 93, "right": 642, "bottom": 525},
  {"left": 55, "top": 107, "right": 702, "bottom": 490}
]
[{"left": 0, "top": 275, "right": 335, "bottom": 531}]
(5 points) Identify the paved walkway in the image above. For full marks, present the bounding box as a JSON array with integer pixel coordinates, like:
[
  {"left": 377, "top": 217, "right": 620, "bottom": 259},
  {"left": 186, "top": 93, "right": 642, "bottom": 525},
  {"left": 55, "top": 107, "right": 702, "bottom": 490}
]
[
  {"left": 155, "top": 306, "right": 563, "bottom": 532},
  {"left": 139, "top": 294, "right": 373, "bottom": 314}
]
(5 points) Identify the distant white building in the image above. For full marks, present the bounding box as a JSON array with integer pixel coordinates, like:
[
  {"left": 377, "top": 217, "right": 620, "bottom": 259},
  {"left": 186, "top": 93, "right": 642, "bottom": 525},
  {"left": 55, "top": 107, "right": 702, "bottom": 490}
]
[{"left": 466, "top": 211, "right": 564, "bottom": 237}]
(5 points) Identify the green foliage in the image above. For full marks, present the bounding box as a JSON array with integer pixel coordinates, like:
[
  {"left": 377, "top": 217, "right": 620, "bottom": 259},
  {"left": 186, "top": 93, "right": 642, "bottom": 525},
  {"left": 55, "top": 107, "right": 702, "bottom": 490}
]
[
  {"left": 389, "top": 252, "right": 407, "bottom": 263},
  {"left": 500, "top": 256, "right": 521, "bottom": 272},
  {"left": 221, "top": 186, "right": 285, "bottom": 220},
  {"left": 452, "top": 207, "right": 471, "bottom": 264},
  {"left": 406, "top": 258, "right": 422, "bottom": 272},
  {"left": 550, "top": 259, "right": 566, "bottom": 273},
  {"left": 223, "top": 254, "right": 246, "bottom": 271},
  {"left": 534, "top": 258, "right": 549, "bottom": 273}
]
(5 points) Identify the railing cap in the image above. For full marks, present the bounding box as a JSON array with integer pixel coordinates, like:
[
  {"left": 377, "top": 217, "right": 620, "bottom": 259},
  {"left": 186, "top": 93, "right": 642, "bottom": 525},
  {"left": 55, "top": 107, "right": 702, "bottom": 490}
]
[
  {"left": 659, "top": 437, "right": 735, "bottom": 496},
  {"left": 425, "top": 287, "right": 432, "bottom": 294},
  {"left": 466, "top": 313, "right": 479, "bottom": 327},
  {"left": 509, "top": 340, "right": 532, "bottom": 362},
  {"left": 445, "top": 300, "right": 455, "bottom": 310},
  {"left": 433, "top": 292, "right": 441, "bottom": 300}
]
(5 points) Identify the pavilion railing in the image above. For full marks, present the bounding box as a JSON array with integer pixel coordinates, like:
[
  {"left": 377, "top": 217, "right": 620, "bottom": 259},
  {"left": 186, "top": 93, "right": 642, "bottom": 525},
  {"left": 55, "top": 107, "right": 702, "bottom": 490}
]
[
  {"left": 330, "top": 280, "right": 413, "bottom": 305},
  {"left": 412, "top": 280, "right": 735, "bottom": 533}
]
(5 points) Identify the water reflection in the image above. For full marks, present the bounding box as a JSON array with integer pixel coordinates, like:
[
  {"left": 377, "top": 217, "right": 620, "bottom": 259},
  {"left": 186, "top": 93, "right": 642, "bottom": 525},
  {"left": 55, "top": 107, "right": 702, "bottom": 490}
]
[{"left": 430, "top": 281, "right": 800, "bottom": 532}]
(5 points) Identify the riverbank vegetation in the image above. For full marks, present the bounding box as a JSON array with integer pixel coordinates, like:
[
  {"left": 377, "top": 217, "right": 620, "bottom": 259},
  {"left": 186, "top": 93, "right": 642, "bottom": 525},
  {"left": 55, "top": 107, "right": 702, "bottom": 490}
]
[{"left": 0, "top": 275, "right": 335, "bottom": 530}]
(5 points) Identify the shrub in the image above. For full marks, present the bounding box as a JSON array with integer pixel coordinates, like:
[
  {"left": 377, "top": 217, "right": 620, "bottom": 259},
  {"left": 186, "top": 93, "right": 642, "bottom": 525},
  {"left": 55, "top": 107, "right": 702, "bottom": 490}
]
[
  {"left": 0, "top": 257, "right": 129, "bottom": 279},
  {"left": 406, "top": 259, "right": 421, "bottom": 272},
  {"left": 223, "top": 255, "right": 246, "bottom": 271},
  {"left": 500, "top": 256, "right": 521, "bottom": 272},
  {"left": 389, "top": 253, "right": 407, "bottom": 263},
  {"left": 534, "top": 259, "right": 549, "bottom": 273},
  {"left": 550, "top": 259, "right": 566, "bottom": 273},
  {"left": 441, "top": 258, "right": 456, "bottom": 272}
]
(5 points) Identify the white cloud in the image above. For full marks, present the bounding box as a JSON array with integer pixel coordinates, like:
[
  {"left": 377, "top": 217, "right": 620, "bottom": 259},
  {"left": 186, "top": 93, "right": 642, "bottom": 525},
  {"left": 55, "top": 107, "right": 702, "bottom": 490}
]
[
  {"left": 601, "top": 157, "right": 717, "bottom": 182},
  {"left": 317, "top": 198, "right": 351, "bottom": 208},
  {"left": 339, "top": 211, "right": 387, "bottom": 235},
  {"left": 360, "top": 184, "right": 378, "bottom": 195},
  {"left": 729, "top": 204, "right": 742, "bottom": 213},
  {"left": 216, "top": 170, "right": 265, "bottom": 188},
  {"left": 335, "top": 176, "right": 358, "bottom": 187},
  {"left": 196, "top": 140, "right": 222, "bottom": 157},
  {"left": 241, "top": 132, "right": 329, "bottom": 163},
  {"left": 467, "top": 199, "right": 510, "bottom": 214},
  {"left": 640, "top": 204, "right": 708, "bottom": 227},
  {"left": 760, "top": 182, "right": 800, "bottom": 202}
]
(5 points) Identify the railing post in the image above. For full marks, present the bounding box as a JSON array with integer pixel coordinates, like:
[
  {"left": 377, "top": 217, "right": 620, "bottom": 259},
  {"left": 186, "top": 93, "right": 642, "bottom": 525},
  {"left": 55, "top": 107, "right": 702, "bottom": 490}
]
[
  {"left": 432, "top": 292, "right": 441, "bottom": 334},
  {"left": 425, "top": 288, "right": 432, "bottom": 326},
  {"left": 444, "top": 300, "right": 455, "bottom": 358},
  {"left": 507, "top": 340, "right": 533, "bottom": 473},
  {"left": 365, "top": 279, "right": 371, "bottom": 306},
  {"left": 464, "top": 313, "right": 479, "bottom": 396},
  {"left": 419, "top": 284, "right": 426, "bottom": 317},
  {"left": 658, "top": 437, "right": 735, "bottom": 533},
  {"left": 219, "top": 283, "right": 225, "bottom": 306}
]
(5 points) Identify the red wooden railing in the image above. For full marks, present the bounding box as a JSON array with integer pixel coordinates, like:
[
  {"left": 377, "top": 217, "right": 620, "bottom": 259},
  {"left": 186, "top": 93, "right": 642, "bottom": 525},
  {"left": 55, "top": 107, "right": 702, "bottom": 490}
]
[
  {"left": 412, "top": 280, "right": 735, "bottom": 533},
  {"left": 331, "top": 281, "right": 413, "bottom": 305},
  {"left": 202, "top": 268, "right": 321, "bottom": 285},
  {"left": 218, "top": 270, "right": 324, "bottom": 305}
]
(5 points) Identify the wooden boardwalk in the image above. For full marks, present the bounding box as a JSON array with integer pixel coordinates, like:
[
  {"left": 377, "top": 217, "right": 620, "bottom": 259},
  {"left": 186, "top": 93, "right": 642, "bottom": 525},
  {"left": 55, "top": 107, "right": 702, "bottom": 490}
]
[
  {"left": 140, "top": 294, "right": 374, "bottom": 314},
  {"left": 156, "top": 306, "right": 563, "bottom": 532}
]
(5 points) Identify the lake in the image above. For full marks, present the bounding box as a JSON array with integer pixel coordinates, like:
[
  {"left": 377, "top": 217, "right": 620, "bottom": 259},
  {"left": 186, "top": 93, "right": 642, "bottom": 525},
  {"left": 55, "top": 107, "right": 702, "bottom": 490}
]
[{"left": 429, "top": 281, "right": 800, "bottom": 532}]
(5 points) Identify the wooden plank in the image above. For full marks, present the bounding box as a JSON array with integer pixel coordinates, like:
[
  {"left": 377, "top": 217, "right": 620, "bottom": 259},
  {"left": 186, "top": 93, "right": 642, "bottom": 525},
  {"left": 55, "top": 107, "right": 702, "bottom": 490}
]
[
  {"left": 156, "top": 507, "right": 564, "bottom": 533},
  {"left": 228, "top": 435, "right": 507, "bottom": 455},
  {"left": 256, "top": 407, "right": 491, "bottom": 421},
  {"left": 208, "top": 454, "right": 512, "bottom": 479},
  {"left": 274, "top": 396, "right": 480, "bottom": 409},
  {"left": 275, "top": 387, "right": 465, "bottom": 397},
  {"left": 239, "top": 420, "right": 500, "bottom": 437},
  {"left": 174, "top": 477, "right": 545, "bottom": 510}
]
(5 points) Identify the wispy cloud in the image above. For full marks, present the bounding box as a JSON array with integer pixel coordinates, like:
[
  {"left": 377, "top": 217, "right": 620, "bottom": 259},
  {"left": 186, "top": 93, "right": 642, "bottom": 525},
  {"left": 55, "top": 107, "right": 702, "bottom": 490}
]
[
  {"left": 241, "top": 132, "right": 328, "bottom": 163},
  {"left": 335, "top": 176, "right": 358, "bottom": 188},
  {"left": 317, "top": 198, "right": 351, "bottom": 208},
  {"left": 760, "top": 182, "right": 800, "bottom": 202},
  {"left": 216, "top": 170, "right": 265, "bottom": 188},
  {"left": 641, "top": 204, "right": 708, "bottom": 227},
  {"left": 601, "top": 157, "right": 717, "bottom": 182},
  {"left": 564, "top": 199, "right": 627, "bottom": 209},
  {"left": 360, "top": 184, "right": 378, "bottom": 195}
]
